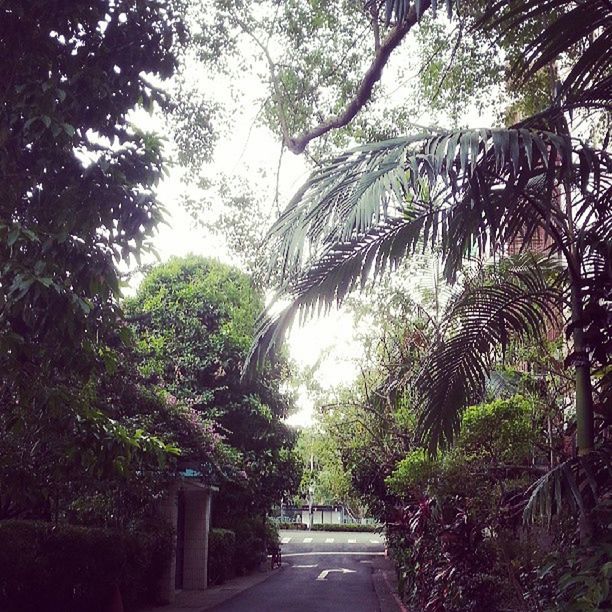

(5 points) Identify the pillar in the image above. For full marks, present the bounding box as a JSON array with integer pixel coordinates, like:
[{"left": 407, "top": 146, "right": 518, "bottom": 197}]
[{"left": 181, "top": 490, "right": 212, "bottom": 590}]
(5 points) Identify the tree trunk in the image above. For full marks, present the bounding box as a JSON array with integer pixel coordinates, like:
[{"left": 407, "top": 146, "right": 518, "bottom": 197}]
[
  {"left": 565, "top": 188, "right": 595, "bottom": 544},
  {"left": 564, "top": 184, "right": 595, "bottom": 457},
  {"left": 570, "top": 287, "right": 594, "bottom": 456}
]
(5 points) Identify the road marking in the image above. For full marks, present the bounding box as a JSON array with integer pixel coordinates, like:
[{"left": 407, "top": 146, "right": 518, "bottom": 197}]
[
  {"left": 284, "top": 552, "right": 385, "bottom": 558},
  {"left": 293, "top": 564, "right": 318, "bottom": 568},
  {"left": 316, "top": 568, "right": 357, "bottom": 581},
  {"left": 360, "top": 560, "right": 373, "bottom": 564},
  {"left": 348, "top": 539, "right": 356, "bottom": 543},
  {"left": 281, "top": 537, "right": 291, "bottom": 544},
  {"left": 303, "top": 537, "right": 313, "bottom": 543},
  {"left": 370, "top": 539, "right": 381, "bottom": 544},
  {"left": 325, "top": 538, "right": 334, "bottom": 543}
]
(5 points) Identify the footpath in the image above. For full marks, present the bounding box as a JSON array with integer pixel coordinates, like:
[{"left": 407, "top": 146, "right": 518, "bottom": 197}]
[{"left": 141, "top": 567, "right": 276, "bottom": 612}]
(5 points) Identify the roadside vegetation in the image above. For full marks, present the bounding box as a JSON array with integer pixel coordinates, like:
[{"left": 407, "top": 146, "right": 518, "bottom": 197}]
[{"left": 1, "top": 1, "right": 609, "bottom": 612}]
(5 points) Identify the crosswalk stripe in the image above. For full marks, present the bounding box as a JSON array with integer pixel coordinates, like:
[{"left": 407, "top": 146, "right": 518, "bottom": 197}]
[
  {"left": 348, "top": 539, "right": 356, "bottom": 543},
  {"left": 303, "top": 537, "right": 313, "bottom": 543},
  {"left": 281, "top": 537, "right": 291, "bottom": 544},
  {"left": 369, "top": 539, "right": 380, "bottom": 544},
  {"left": 325, "top": 538, "right": 334, "bottom": 543}
]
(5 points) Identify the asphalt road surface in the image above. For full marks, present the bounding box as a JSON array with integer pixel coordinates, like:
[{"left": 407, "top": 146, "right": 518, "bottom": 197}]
[{"left": 209, "top": 530, "right": 387, "bottom": 612}]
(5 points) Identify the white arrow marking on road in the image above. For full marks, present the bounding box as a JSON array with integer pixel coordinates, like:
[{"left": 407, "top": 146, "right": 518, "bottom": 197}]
[
  {"left": 316, "top": 568, "right": 357, "bottom": 581},
  {"left": 284, "top": 552, "right": 385, "bottom": 558},
  {"left": 303, "top": 537, "right": 313, "bottom": 543},
  {"left": 293, "top": 564, "right": 318, "bottom": 568}
]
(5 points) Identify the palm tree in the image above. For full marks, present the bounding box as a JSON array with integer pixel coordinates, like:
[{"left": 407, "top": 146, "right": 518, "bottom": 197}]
[{"left": 247, "top": 0, "right": 611, "bottom": 465}]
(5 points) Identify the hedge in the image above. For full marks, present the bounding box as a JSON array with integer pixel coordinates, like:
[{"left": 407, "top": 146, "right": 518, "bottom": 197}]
[
  {"left": 0, "top": 519, "right": 172, "bottom": 612},
  {"left": 310, "top": 523, "right": 380, "bottom": 532},
  {"left": 211, "top": 517, "right": 280, "bottom": 578},
  {"left": 207, "top": 528, "right": 236, "bottom": 586}
]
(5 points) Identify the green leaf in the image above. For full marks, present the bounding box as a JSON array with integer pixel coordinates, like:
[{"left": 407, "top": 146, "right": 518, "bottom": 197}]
[
  {"left": 7, "top": 227, "right": 19, "bottom": 246},
  {"left": 36, "top": 277, "right": 53, "bottom": 288}
]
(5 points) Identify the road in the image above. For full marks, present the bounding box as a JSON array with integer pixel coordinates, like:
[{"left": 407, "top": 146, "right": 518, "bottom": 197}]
[{"left": 209, "top": 530, "right": 388, "bottom": 612}]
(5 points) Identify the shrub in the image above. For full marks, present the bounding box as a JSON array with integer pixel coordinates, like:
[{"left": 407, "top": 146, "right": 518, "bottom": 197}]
[
  {"left": 216, "top": 516, "right": 281, "bottom": 575},
  {"left": 0, "top": 520, "right": 172, "bottom": 612},
  {"left": 278, "top": 521, "right": 307, "bottom": 530},
  {"left": 310, "top": 523, "right": 379, "bottom": 532},
  {"left": 207, "top": 528, "right": 236, "bottom": 586},
  {"left": 385, "top": 449, "right": 439, "bottom": 495},
  {"left": 458, "top": 396, "right": 535, "bottom": 464},
  {"left": 232, "top": 517, "right": 268, "bottom": 574}
]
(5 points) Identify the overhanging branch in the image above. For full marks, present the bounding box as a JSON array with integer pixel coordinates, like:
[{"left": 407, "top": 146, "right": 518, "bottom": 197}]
[{"left": 285, "top": 1, "right": 431, "bottom": 154}]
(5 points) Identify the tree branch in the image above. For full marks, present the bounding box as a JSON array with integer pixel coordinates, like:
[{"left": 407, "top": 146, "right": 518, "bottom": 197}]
[{"left": 285, "top": 1, "right": 430, "bottom": 154}]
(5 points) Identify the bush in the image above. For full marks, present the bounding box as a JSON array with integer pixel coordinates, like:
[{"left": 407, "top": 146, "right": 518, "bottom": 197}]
[
  {"left": 207, "top": 529, "right": 236, "bottom": 586},
  {"left": 310, "top": 523, "right": 379, "bottom": 532},
  {"left": 278, "top": 521, "right": 307, "bottom": 530},
  {"left": 386, "top": 449, "right": 439, "bottom": 495},
  {"left": 216, "top": 516, "right": 280, "bottom": 576},
  {"left": 0, "top": 520, "right": 172, "bottom": 612},
  {"left": 232, "top": 518, "right": 268, "bottom": 574}
]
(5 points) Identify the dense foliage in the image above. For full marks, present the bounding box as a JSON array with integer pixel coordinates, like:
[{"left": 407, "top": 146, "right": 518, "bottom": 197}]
[
  {"left": 247, "top": 6, "right": 610, "bottom": 608},
  {"left": 0, "top": 6, "right": 296, "bottom": 606},
  {"left": 295, "top": 258, "right": 610, "bottom": 610},
  {"left": 0, "top": 0, "right": 193, "bottom": 522},
  {"left": 126, "top": 256, "right": 302, "bottom": 522},
  {"left": 2, "top": 1, "right": 609, "bottom": 609}
]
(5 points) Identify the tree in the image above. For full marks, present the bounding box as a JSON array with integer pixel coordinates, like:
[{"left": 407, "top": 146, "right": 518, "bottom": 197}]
[
  {"left": 126, "top": 256, "right": 301, "bottom": 520},
  {"left": 295, "top": 426, "right": 359, "bottom": 512},
  {"left": 188, "top": 0, "right": 461, "bottom": 155},
  {"left": 0, "top": 0, "right": 186, "bottom": 517},
  {"left": 247, "top": 1, "right": 611, "bottom": 460},
  {"left": 171, "top": 0, "right": 553, "bottom": 279}
]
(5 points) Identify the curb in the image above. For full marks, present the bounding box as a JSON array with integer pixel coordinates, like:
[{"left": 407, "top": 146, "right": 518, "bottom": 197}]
[{"left": 371, "top": 557, "right": 408, "bottom": 612}]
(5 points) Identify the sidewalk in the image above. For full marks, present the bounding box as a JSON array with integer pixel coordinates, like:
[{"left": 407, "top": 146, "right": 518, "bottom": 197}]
[
  {"left": 371, "top": 556, "right": 408, "bottom": 612},
  {"left": 141, "top": 567, "right": 279, "bottom": 612}
]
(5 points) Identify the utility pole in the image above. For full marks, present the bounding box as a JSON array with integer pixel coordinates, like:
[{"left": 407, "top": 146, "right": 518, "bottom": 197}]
[{"left": 308, "top": 451, "right": 314, "bottom": 530}]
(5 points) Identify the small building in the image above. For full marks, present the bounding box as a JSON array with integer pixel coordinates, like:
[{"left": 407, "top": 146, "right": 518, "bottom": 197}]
[
  {"left": 280, "top": 504, "right": 348, "bottom": 525},
  {"left": 157, "top": 474, "right": 218, "bottom": 603}
]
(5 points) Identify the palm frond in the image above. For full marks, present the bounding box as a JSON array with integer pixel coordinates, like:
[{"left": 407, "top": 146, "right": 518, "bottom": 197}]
[
  {"left": 248, "top": 216, "right": 429, "bottom": 371},
  {"left": 413, "top": 255, "right": 562, "bottom": 453},
  {"left": 523, "top": 442, "right": 612, "bottom": 525},
  {"left": 381, "top": 0, "right": 458, "bottom": 24},
  {"left": 268, "top": 128, "right": 610, "bottom": 284},
  {"left": 482, "top": 0, "right": 612, "bottom": 108},
  {"left": 246, "top": 129, "right": 610, "bottom": 375},
  {"left": 267, "top": 134, "right": 432, "bottom": 279}
]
